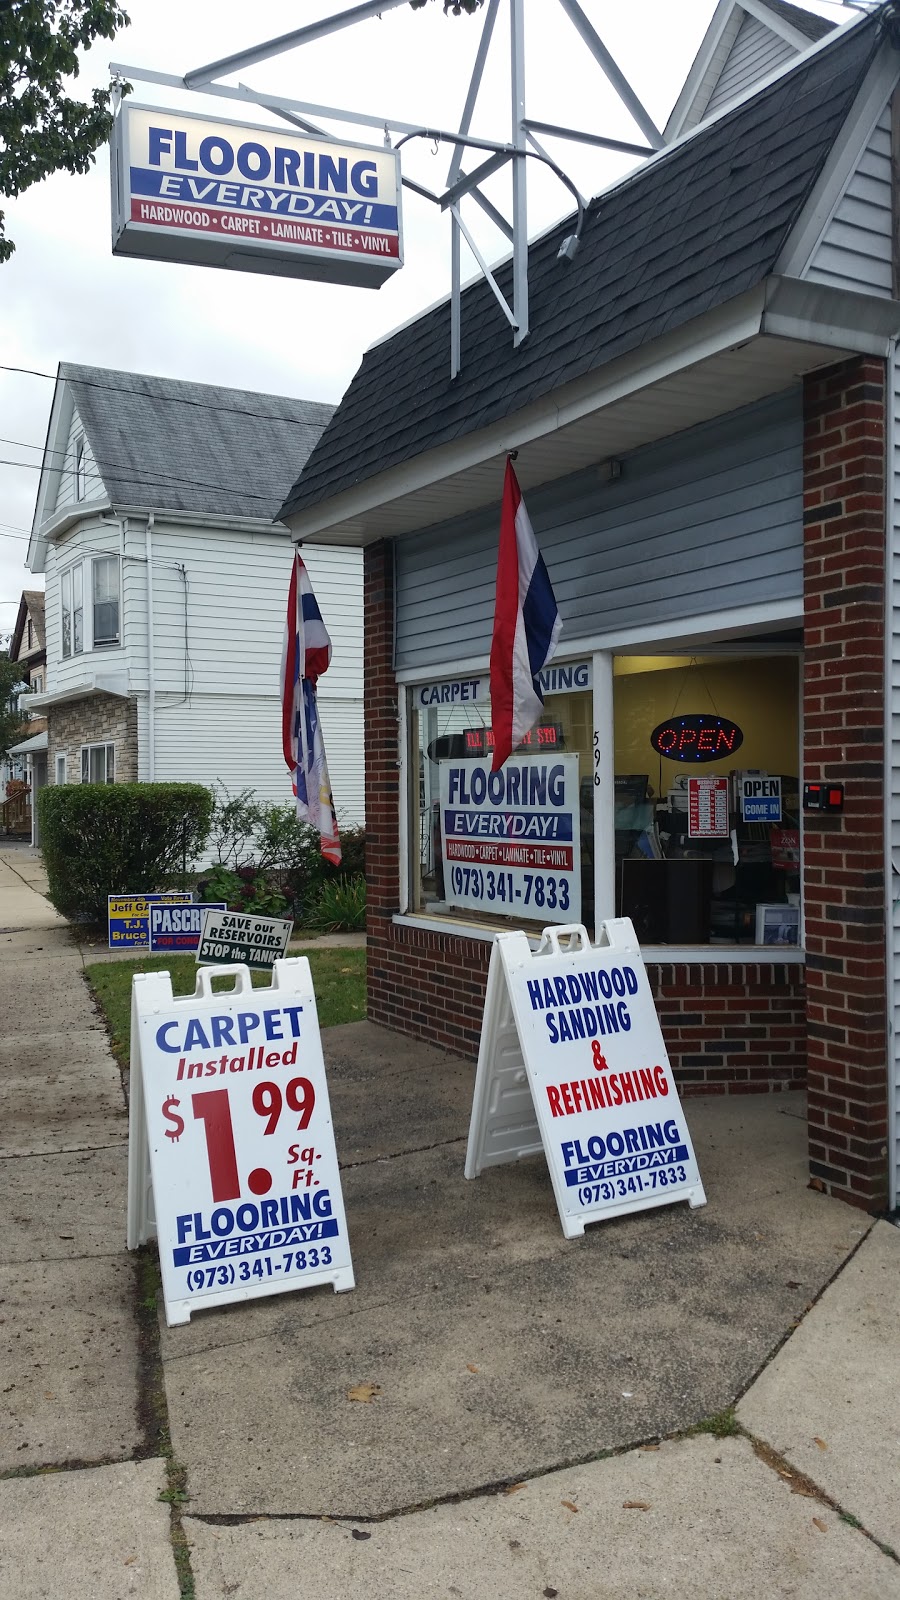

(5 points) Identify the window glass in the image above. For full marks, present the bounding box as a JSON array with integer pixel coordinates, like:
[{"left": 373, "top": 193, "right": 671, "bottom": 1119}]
[
  {"left": 612, "top": 654, "right": 800, "bottom": 946},
  {"left": 56, "top": 755, "right": 66, "bottom": 785},
  {"left": 410, "top": 667, "right": 593, "bottom": 930},
  {"left": 82, "top": 743, "right": 115, "bottom": 784},
  {"left": 61, "top": 568, "right": 72, "bottom": 659},
  {"left": 92, "top": 557, "right": 120, "bottom": 646},
  {"left": 72, "top": 562, "right": 83, "bottom": 654}
]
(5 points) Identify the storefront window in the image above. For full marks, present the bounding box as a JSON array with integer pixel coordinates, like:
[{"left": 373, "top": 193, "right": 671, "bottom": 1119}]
[
  {"left": 612, "top": 654, "right": 800, "bottom": 947},
  {"left": 409, "top": 664, "right": 594, "bottom": 931}
]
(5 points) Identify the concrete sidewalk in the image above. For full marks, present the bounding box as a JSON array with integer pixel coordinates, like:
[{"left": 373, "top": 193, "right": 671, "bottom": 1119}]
[{"left": 1, "top": 848, "right": 898, "bottom": 1599}]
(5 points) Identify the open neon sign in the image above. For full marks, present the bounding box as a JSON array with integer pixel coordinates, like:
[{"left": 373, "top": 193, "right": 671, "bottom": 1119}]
[{"left": 650, "top": 714, "right": 743, "bottom": 763}]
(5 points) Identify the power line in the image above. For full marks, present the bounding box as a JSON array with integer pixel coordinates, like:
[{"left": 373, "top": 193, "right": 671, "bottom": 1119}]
[
  {"left": 0, "top": 451, "right": 288, "bottom": 510},
  {"left": 0, "top": 363, "right": 333, "bottom": 428}
]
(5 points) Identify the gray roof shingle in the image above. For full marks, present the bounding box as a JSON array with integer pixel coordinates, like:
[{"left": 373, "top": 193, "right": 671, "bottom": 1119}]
[
  {"left": 60, "top": 365, "right": 333, "bottom": 522},
  {"left": 280, "top": 12, "right": 880, "bottom": 524},
  {"left": 755, "top": 0, "right": 835, "bottom": 42}
]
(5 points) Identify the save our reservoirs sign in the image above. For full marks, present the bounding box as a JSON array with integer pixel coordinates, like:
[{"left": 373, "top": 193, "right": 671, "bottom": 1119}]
[
  {"left": 110, "top": 103, "right": 403, "bottom": 288},
  {"left": 127, "top": 960, "right": 354, "bottom": 1325}
]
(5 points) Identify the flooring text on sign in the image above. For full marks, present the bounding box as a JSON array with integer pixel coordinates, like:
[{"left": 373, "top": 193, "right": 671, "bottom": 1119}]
[
  {"left": 465, "top": 920, "right": 706, "bottom": 1237},
  {"left": 126, "top": 960, "right": 354, "bottom": 1324}
]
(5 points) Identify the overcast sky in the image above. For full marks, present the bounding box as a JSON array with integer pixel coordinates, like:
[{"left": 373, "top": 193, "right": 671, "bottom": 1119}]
[{"left": 0, "top": 0, "right": 846, "bottom": 635}]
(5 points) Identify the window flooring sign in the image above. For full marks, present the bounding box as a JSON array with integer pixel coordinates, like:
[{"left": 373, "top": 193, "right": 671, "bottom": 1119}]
[
  {"left": 439, "top": 753, "right": 581, "bottom": 924},
  {"left": 108, "top": 892, "right": 194, "bottom": 950},
  {"left": 197, "top": 909, "right": 293, "bottom": 970},
  {"left": 127, "top": 960, "right": 355, "bottom": 1325},
  {"left": 465, "top": 921, "right": 706, "bottom": 1237}
]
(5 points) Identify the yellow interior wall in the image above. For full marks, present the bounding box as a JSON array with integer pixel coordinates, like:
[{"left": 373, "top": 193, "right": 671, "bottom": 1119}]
[{"left": 612, "top": 657, "right": 799, "bottom": 795}]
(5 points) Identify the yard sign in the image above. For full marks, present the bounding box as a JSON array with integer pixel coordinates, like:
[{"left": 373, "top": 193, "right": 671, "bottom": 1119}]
[
  {"left": 465, "top": 920, "right": 706, "bottom": 1237},
  {"left": 127, "top": 958, "right": 354, "bottom": 1325}
]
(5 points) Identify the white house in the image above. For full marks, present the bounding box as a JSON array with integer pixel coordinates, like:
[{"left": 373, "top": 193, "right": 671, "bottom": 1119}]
[{"left": 26, "top": 364, "right": 363, "bottom": 831}]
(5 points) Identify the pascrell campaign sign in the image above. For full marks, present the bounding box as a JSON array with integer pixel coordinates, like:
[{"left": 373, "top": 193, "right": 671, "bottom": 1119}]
[
  {"left": 149, "top": 903, "right": 227, "bottom": 954},
  {"left": 111, "top": 103, "right": 403, "bottom": 288},
  {"left": 439, "top": 754, "right": 582, "bottom": 925}
]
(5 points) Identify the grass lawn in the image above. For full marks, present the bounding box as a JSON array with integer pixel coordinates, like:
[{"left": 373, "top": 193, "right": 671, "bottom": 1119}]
[{"left": 84, "top": 949, "right": 366, "bottom": 1068}]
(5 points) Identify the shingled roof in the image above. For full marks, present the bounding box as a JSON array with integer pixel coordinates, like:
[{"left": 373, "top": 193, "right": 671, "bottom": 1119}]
[
  {"left": 280, "top": 10, "right": 880, "bottom": 525},
  {"left": 755, "top": 0, "right": 835, "bottom": 42},
  {"left": 59, "top": 365, "right": 333, "bottom": 523}
]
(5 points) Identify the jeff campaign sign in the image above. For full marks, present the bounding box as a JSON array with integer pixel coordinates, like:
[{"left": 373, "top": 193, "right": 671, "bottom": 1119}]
[
  {"left": 197, "top": 909, "right": 293, "bottom": 970},
  {"left": 127, "top": 960, "right": 354, "bottom": 1324},
  {"left": 108, "top": 892, "right": 194, "bottom": 951},
  {"left": 111, "top": 103, "right": 402, "bottom": 288},
  {"left": 439, "top": 754, "right": 581, "bottom": 925},
  {"left": 149, "top": 903, "right": 226, "bottom": 954},
  {"left": 465, "top": 921, "right": 705, "bottom": 1237}
]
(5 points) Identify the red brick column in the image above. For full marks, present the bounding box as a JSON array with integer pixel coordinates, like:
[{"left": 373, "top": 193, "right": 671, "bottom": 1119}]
[{"left": 803, "top": 356, "right": 888, "bottom": 1210}]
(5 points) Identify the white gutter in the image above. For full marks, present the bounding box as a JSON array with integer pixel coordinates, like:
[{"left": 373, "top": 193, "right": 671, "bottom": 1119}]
[
  {"left": 886, "top": 339, "right": 898, "bottom": 1213},
  {"left": 146, "top": 512, "right": 156, "bottom": 781}
]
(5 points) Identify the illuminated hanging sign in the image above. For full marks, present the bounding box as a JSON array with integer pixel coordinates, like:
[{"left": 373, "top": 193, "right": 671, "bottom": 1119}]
[
  {"left": 650, "top": 714, "right": 743, "bottom": 764},
  {"left": 110, "top": 103, "right": 403, "bottom": 289}
]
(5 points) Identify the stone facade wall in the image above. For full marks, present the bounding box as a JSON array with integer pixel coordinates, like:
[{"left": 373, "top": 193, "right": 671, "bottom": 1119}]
[{"left": 48, "top": 694, "right": 138, "bottom": 784}]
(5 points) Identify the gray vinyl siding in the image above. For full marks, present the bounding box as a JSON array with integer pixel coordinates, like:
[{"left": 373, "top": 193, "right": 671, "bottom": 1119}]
[
  {"left": 889, "top": 345, "right": 900, "bottom": 1209},
  {"left": 394, "top": 390, "right": 802, "bottom": 672},
  {"left": 805, "top": 103, "right": 894, "bottom": 298},
  {"left": 704, "top": 15, "right": 795, "bottom": 118}
]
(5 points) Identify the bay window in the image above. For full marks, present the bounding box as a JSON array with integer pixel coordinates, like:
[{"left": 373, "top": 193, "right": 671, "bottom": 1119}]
[{"left": 60, "top": 555, "right": 120, "bottom": 657}]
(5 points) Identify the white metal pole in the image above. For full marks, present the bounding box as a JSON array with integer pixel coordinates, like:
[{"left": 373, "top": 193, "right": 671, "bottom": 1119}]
[
  {"left": 145, "top": 513, "right": 155, "bottom": 782},
  {"left": 593, "top": 651, "right": 615, "bottom": 933},
  {"left": 451, "top": 215, "right": 462, "bottom": 379},
  {"left": 510, "top": 0, "right": 528, "bottom": 345}
]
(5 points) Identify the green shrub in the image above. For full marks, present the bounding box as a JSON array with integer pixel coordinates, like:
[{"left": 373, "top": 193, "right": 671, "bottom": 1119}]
[
  {"left": 205, "top": 785, "right": 366, "bottom": 925},
  {"left": 306, "top": 874, "right": 367, "bottom": 933},
  {"left": 38, "top": 782, "right": 213, "bottom": 924}
]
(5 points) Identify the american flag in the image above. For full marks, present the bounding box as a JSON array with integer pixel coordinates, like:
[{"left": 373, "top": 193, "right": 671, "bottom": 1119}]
[{"left": 281, "top": 551, "right": 341, "bottom": 866}]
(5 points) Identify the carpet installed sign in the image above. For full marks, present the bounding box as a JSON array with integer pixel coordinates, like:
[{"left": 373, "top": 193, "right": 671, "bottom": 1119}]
[
  {"left": 111, "top": 103, "right": 403, "bottom": 288},
  {"left": 465, "top": 920, "right": 706, "bottom": 1237},
  {"left": 439, "top": 754, "right": 581, "bottom": 925},
  {"left": 126, "top": 960, "right": 354, "bottom": 1325}
]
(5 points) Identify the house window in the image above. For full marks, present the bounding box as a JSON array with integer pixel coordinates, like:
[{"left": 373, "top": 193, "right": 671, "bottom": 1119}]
[
  {"left": 75, "top": 436, "right": 86, "bottom": 500},
  {"left": 32, "top": 672, "right": 43, "bottom": 694},
  {"left": 56, "top": 754, "right": 67, "bottom": 785},
  {"left": 92, "top": 556, "right": 120, "bottom": 647},
  {"left": 81, "top": 743, "right": 115, "bottom": 784},
  {"left": 60, "top": 555, "right": 120, "bottom": 657},
  {"left": 27, "top": 619, "right": 32, "bottom": 650},
  {"left": 61, "top": 567, "right": 73, "bottom": 658}
]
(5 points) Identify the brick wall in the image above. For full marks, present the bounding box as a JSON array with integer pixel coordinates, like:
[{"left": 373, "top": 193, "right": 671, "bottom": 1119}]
[
  {"left": 48, "top": 693, "right": 138, "bottom": 784},
  {"left": 363, "top": 541, "right": 808, "bottom": 1097},
  {"left": 802, "top": 356, "right": 889, "bottom": 1210}
]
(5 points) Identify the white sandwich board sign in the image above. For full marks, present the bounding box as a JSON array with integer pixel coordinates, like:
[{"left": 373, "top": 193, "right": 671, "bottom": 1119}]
[
  {"left": 127, "top": 959, "right": 354, "bottom": 1325},
  {"left": 465, "top": 920, "right": 705, "bottom": 1237}
]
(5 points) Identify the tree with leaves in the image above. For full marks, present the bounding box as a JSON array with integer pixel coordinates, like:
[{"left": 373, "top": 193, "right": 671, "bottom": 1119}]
[
  {"left": 0, "top": 0, "right": 129, "bottom": 263},
  {"left": 0, "top": 656, "right": 26, "bottom": 762}
]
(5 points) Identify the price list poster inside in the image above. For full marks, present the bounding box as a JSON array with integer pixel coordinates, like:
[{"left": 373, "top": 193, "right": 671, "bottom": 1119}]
[{"left": 128, "top": 959, "right": 354, "bottom": 1324}]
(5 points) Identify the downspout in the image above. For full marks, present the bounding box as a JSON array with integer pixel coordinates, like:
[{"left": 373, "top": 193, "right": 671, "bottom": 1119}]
[{"left": 145, "top": 513, "right": 155, "bottom": 781}]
